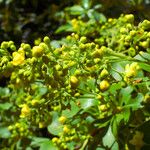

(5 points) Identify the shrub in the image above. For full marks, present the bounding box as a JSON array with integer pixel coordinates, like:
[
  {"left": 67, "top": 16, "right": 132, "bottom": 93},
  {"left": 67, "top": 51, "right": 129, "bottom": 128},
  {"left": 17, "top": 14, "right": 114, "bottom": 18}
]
[{"left": 0, "top": 14, "right": 150, "bottom": 150}]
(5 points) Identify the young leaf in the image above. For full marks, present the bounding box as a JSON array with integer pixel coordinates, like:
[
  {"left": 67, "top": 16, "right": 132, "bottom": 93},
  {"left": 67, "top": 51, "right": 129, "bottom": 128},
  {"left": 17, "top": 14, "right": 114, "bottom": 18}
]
[
  {"left": 0, "top": 127, "right": 11, "bottom": 138},
  {"left": 102, "top": 125, "right": 119, "bottom": 149},
  {"left": 39, "top": 141, "right": 58, "bottom": 150},
  {"left": 66, "top": 5, "right": 85, "bottom": 15},
  {"left": 0, "top": 102, "right": 12, "bottom": 110},
  {"left": 82, "top": 0, "right": 91, "bottom": 9},
  {"left": 55, "top": 23, "right": 73, "bottom": 34},
  {"left": 47, "top": 112, "right": 63, "bottom": 136},
  {"left": 62, "top": 101, "right": 80, "bottom": 118},
  {"left": 119, "top": 86, "right": 134, "bottom": 106},
  {"left": 31, "top": 137, "right": 50, "bottom": 147},
  {"left": 79, "top": 97, "right": 99, "bottom": 109},
  {"left": 139, "top": 62, "right": 150, "bottom": 72},
  {"left": 125, "top": 93, "right": 144, "bottom": 110}
]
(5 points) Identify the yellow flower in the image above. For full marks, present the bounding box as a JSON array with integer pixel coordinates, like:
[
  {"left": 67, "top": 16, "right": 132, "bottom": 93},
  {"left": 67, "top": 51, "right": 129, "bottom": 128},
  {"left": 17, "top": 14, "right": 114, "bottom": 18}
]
[
  {"left": 71, "top": 19, "right": 79, "bottom": 30},
  {"left": 63, "top": 125, "right": 70, "bottom": 133},
  {"left": 59, "top": 116, "right": 67, "bottom": 124},
  {"left": 32, "top": 46, "right": 44, "bottom": 57},
  {"left": 39, "top": 122, "right": 46, "bottom": 128},
  {"left": 125, "top": 62, "right": 139, "bottom": 78},
  {"left": 20, "top": 104, "right": 30, "bottom": 118},
  {"left": 99, "top": 80, "right": 110, "bottom": 91},
  {"left": 12, "top": 51, "right": 25, "bottom": 66},
  {"left": 129, "top": 131, "right": 145, "bottom": 150}
]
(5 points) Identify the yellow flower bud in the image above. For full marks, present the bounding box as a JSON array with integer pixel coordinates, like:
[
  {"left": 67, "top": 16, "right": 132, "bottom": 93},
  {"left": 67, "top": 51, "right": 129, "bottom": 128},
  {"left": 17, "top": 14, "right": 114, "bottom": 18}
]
[
  {"left": 59, "top": 116, "right": 67, "bottom": 124},
  {"left": 63, "top": 125, "right": 70, "bottom": 133},
  {"left": 12, "top": 52, "right": 25, "bottom": 66},
  {"left": 20, "top": 104, "right": 30, "bottom": 118},
  {"left": 99, "top": 80, "right": 110, "bottom": 91},
  {"left": 32, "top": 46, "right": 44, "bottom": 57},
  {"left": 70, "top": 76, "right": 79, "bottom": 88}
]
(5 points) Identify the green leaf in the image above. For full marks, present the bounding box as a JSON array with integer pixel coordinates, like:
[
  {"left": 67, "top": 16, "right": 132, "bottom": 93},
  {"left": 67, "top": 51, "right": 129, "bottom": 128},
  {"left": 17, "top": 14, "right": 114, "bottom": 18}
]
[
  {"left": 31, "top": 137, "right": 58, "bottom": 150},
  {"left": 122, "top": 108, "right": 130, "bottom": 123},
  {"left": 25, "top": 147, "right": 33, "bottom": 150},
  {"left": 79, "top": 96, "right": 99, "bottom": 109},
  {"left": 139, "top": 62, "right": 150, "bottom": 72},
  {"left": 55, "top": 23, "right": 73, "bottom": 34},
  {"left": 66, "top": 5, "right": 85, "bottom": 15},
  {"left": 0, "top": 87, "right": 10, "bottom": 97},
  {"left": 40, "top": 141, "right": 58, "bottom": 150},
  {"left": 110, "top": 61, "right": 126, "bottom": 81},
  {"left": 86, "top": 78, "right": 96, "bottom": 91},
  {"left": 111, "top": 114, "right": 124, "bottom": 138},
  {"left": 62, "top": 101, "right": 80, "bottom": 118},
  {"left": 119, "top": 86, "right": 134, "bottom": 106},
  {"left": 96, "top": 148, "right": 105, "bottom": 150},
  {"left": 39, "top": 86, "right": 48, "bottom": 96},
  {"left": 92, "top": 12, "right": 106, "bottom": 22},
  {"left": 110, "top": 70, "right": 122, "bottom": 81},
  {"left": 125, "top": 93, "right": 144, "bottom": 110},
  {"left": 102, "top": 125, "right": 119, "bottom": 149},
  {"left": 0, "top": 102, "right": 12, "bottom": 110},
  {"left": 109, "top": 82, "right": 123, "bottom": 94},
  {"left": 139, "top": 52, "right": 150, "bottom": 60},
  {"left": 47, "top": 112, "right": 63, "bottom": 136},
  {"left": 31, "top": 137, "right": 49, "bottom": 147},
  {"left": 82, "top": 0, "right": 91, "bottom": 9},
  {"left": 0, "top": 127, "right": 11, "bottom": 138},
  {"left": 134, "top": 54, "right": 147, "bottom": 62}
]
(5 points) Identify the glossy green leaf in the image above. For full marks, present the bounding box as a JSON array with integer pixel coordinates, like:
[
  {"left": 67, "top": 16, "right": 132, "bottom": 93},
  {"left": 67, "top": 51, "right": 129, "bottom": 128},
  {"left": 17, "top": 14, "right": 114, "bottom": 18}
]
[
  {"left": 62, "top": 101, "right": 80, "bottom": 118},
  {"left": 139, "top": 62, "right": 150, "bottom": 72},
  {"left": 31, "top": 137, "right": 49, "bottom": 146},
  {"left": 39, "top": 87, "right": 48, "bottom": 96},
  {"left": 47, "top": 112, "right": 63, "bottom": 136},
  {"left": 0, "top": 87, "right": 10, "bottom": 97},
  {"left": 139, "top": 52, "right": 150, "bottom": 60},
  {"left": 0, "top": 127, "right": 11, "bottom": 138},
  {"left": 40, "top": 141, "right": 58, "bottom": 150},
  {"left": 122, "top": 108, "right": 130, "bottom": 123},
  {"left": 82, "top": 0, "right": 91, "bottom": 9},
  {"left": 55, "top": 23, "right": 73, "bottom": 34},
  {"left": 92, "top": 12, "right": 106, "bottom": 22},
  {"left": 125, "top": 93, "right": 144, "bottom": 110},
  {"left": 0, "top": 102, "right": 12, "bottom": 110},
  {"left": 110, "top": 61, "right": 125, "bottom": 81},
  {"left": 109, "top": 82, "right": 123, "bottom": 94},
  {"left": 119, "top": 86, "right": 134, "bottom": 105},
  {"left": 86, "top": 78, "right": 96, "bottom": 91},
  {"left": 79, "top": 96, "right": 98, "bottom": 109},
  {"left": 31, "top": 137, "right": 58, "bottom": 150},
  {"left": 110, "top": 70, "right": 122, "bottom": 81},
  {"left": 102, "top": 125, "right": 119, "bottom": 149},
  {"left": 96, "top": 148, "right": 105, "bottom": 150},
  {"left": 111, "top": 114, "right": 124, "bottom": 138},
  {"left": 134, "top": 54, "right": 147, "bottom": 62},
  {"left": 66, "top": 5, "right": 85, "bottom": 15}
]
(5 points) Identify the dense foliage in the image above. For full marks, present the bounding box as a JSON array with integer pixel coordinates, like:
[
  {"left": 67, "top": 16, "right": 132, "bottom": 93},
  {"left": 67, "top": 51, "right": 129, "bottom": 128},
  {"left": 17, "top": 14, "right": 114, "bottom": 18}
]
[
  {"left": 0, "top": 12, "right": 150, "bottom": 149},
  {"left": 1, "top": 0, "right": 150, "bottom": 150}
]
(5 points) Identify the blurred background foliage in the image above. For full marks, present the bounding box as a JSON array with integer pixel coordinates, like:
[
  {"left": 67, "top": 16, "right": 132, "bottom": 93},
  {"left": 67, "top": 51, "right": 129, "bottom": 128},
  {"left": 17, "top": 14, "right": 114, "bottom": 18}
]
[{"left": 0, "top": 0, "right": 150, "bottom": 44}]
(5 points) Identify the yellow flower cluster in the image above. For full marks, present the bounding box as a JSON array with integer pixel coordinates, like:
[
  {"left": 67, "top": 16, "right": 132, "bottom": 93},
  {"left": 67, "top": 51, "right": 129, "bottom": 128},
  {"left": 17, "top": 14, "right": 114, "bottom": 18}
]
[
  {"left": 11, "top": 48, "right": 25, "bottom": 66},
  {"left": 20, "top": 104, "right": 30, "bottom": 118},
  {"left": 124, "top": 62, "right": 140, "bottom": 82},
  {"left": 71, "top": 19, "right": 79, "bottom": 31}
]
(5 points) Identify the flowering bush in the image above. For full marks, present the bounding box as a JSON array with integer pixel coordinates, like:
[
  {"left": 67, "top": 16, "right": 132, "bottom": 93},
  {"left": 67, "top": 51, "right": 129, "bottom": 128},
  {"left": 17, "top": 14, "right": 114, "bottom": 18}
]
[{"left": 0, "top": 14, "right": 150, "bottom": 150}]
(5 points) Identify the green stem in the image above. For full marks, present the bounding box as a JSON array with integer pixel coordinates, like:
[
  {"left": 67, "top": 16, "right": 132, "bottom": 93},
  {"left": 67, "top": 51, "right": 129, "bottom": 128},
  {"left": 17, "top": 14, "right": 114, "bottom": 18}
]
[{"left": 79, "top": 139, "right": 89, "bottom": 150}]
